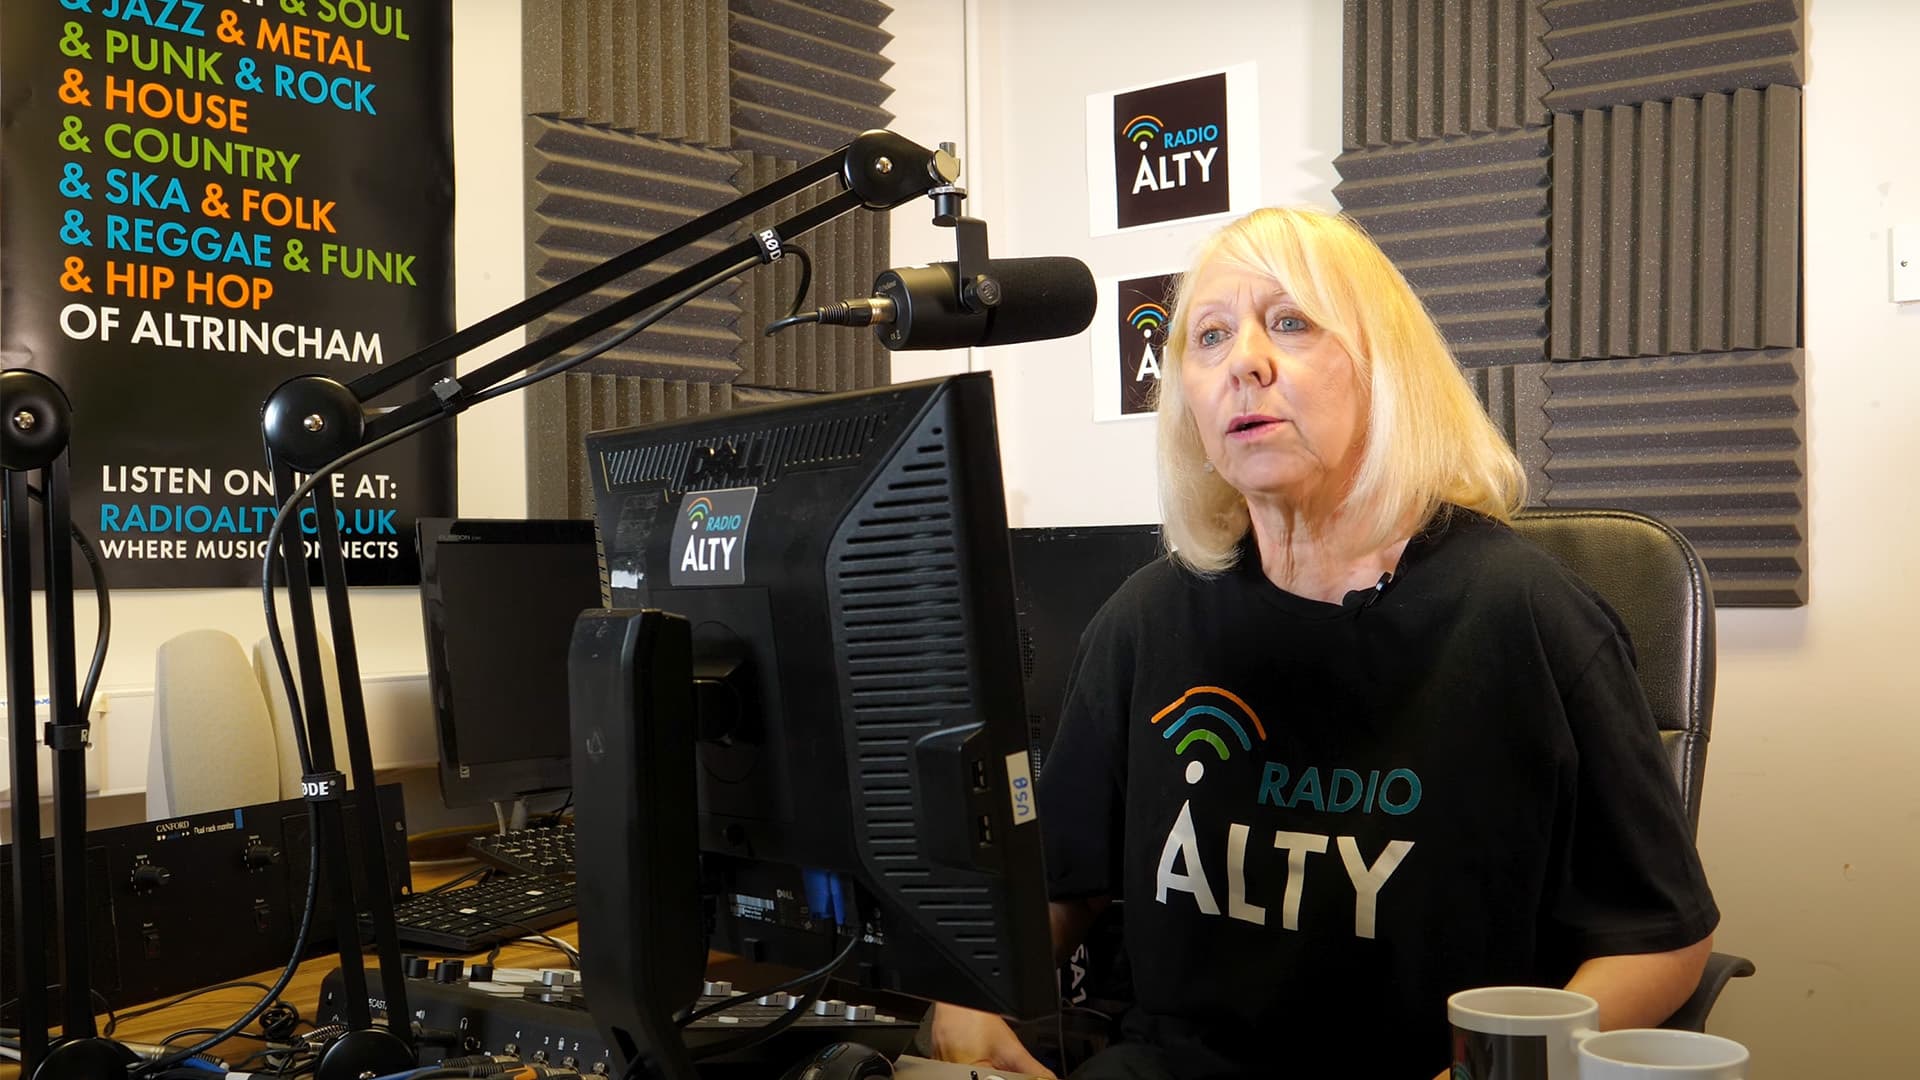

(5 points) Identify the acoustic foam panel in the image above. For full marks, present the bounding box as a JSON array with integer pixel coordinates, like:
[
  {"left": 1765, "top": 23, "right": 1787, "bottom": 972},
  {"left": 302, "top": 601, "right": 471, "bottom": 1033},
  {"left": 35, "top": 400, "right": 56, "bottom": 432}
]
[
  {"left": 523, "top": 0, "right": 732, "bottom": 144},
  {"left": 1468, "top": 362, "right": 1553, "bottom": 499},
  {"left": 519, "top": 0, "right": 897, "bottom": 518},
  {"left": 523, "top": 118, "right": 746, "bottom": 380},
  {"left": 1538, "top": 349, "right": 1806, "bottom": 606},
  {"left": 1548, "top": 85, "right": 1801, "bottom": 361},
  {"left": 733, "top": 151, "right": 891, "bottom": 395},
  {"left": 527, "top": 374, "right": 733, "bottom": 519},
  {"left": 1343, "top": 0, "right": 1551, "bottom": 150},
  {"left": 730, "top": 0, "right": 895, "bottom": 159},
  {"left": 1335, "top": 126, "right": 1551, "bottom": 366},
  {"left": 1541, "top": 0, "right": 1805, "bottom": 113}
]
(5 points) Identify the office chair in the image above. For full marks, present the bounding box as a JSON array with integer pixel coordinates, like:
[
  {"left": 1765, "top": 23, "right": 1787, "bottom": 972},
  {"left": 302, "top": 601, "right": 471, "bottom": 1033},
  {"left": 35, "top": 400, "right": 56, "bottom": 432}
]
[{"left": 1508, "top": 507, "right": 1754, "bottom": 1031}]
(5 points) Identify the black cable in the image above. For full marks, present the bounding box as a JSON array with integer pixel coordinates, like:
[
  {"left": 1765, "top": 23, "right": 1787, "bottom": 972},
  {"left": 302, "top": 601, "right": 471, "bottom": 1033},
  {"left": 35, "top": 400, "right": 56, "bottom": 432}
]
[
  {"left": 766, "top": 290, "right": 892, "bottom": 336},
  {"left": 105, "top": 980, "right": 275, "bottom": 1037},
  {"left": 133, "top": 823, "right": 320, "bottom": 1076},
  {"left": 783, "top": 245, "right": 813, "bottom": 317},
  {"left": 539, "top": 789, "right": 574, "bottom": 822},
  {"left": 676, "top": 930, "right": 860, "bottom": 1026},
  {"left": 763, "top": 310, "right": 822, "bottom": 335},
  {"left": 158, "top": 1027, "right": 272, "bottom": 1048},
  {"left": 684, "top": 962, "right": 835, "bottom": 1063},
  {"left": 258, "top": 1000, "right": 304, "bottom": 1042},
  {"left": 485, "top": 932, "right": 580, "bottom": 968},
  {"left": 437, "top": 913, "right": 576, "bottom": 966},
  {"left": 230, "top": 1044, "right": 296, "bottom": 1073},
  {"left": 423, "top": 865, "right": 490, "bottom": 894},
  {"left": 0, "top": 986, "right": 115, "bottom": 1036},
  {"left": 23, "top": 483, "right": 111, "bottom": 723}
]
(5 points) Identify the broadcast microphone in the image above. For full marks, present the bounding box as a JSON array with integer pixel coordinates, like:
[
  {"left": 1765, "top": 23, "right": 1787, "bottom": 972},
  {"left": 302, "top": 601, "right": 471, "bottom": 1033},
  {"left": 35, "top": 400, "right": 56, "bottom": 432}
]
[{"left": 807, "top": 256, "right": 1097, "bottom": 351}]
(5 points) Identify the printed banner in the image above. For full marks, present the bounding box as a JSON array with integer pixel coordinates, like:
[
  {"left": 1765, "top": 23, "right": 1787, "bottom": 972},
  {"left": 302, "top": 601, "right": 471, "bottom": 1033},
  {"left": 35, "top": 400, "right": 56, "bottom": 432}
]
[
  {"left": 0, "top": 0, "right": 455, "bottom": 587},
  {"left": 1085, "top": 63, "right": 1261, "bottom": 236},
  {"left": 1090, "top": 271, "right": 1179, "bottom": 423}
]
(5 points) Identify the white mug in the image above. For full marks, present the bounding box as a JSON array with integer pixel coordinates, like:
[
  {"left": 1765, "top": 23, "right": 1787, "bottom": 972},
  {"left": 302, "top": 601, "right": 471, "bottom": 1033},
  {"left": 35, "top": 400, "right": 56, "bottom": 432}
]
[
  {"left": 1448, "top": 987, "right": 1750, "bottom": 1080},
  {"left": 1449, "top": 986, "right": 1598, "bottom": 1080},
  {"left": 1577, "top": 1028, "right": 1748, "bottom": 1079}
]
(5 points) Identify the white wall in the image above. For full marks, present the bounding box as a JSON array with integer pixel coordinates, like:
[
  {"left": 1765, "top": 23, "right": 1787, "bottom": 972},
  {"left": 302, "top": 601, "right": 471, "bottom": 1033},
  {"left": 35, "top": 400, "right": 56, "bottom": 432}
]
[
  {"left": 884, "top": 0, "right": 1920, "bottom": 1072},
  {"left": 0, "top": 1, "right": 525, "bottom": 834},
  {"left": 961, "top": 0, "right": 1345, "bottom": 527},
  {"left": 879, "top": 0, "right": 978, "bottom": 384},
  {"left": 1693, "top": 3, "right": 1920, "bottom": 1072}
]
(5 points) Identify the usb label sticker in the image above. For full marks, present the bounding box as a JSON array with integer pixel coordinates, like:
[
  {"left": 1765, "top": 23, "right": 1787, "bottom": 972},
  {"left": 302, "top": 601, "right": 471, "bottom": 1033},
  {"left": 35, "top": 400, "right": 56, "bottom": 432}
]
[{"left": 1005, "top": 751, "right": 1037, "bottom": 825}]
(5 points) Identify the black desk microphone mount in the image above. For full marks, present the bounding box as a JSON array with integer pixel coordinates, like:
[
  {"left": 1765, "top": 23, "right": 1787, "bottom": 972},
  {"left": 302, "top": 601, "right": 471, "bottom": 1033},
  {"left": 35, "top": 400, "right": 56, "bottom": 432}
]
[
  {"left": 2, "top": 368, "right": 137, "bottom": 1079},
  {"left": 253, "top": 130, "right": 980, "bottom": 1080}
]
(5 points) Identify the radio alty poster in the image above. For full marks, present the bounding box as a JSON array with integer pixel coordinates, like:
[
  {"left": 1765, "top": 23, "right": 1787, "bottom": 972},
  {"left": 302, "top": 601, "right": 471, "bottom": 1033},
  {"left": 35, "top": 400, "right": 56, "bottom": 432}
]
[{"left": 0, "top": 0, "right": 453, "bottom": 587}]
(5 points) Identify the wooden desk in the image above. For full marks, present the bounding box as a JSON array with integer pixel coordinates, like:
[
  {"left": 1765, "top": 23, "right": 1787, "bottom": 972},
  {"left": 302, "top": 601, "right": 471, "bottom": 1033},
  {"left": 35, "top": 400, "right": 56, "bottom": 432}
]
[{"left": 8, "top": 861, "right": 920, "bottom": 1076}]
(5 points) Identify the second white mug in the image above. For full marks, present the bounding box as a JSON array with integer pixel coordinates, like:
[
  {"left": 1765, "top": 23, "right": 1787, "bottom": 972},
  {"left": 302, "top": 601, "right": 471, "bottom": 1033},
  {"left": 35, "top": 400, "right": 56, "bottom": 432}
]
[{"left": 1577, "top": 1028, "right": 1749, "bottom": 1079}]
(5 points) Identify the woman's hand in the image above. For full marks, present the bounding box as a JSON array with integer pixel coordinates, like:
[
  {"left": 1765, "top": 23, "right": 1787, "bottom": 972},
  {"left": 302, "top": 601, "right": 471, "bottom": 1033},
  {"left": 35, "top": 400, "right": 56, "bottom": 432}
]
[{"left": 928, "top": 1002, "right": 1056, "bottom": 1077}]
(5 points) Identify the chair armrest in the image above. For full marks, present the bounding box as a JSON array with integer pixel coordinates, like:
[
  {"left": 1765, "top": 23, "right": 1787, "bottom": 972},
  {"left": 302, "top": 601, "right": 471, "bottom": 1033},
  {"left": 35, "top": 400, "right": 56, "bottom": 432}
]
[{"left": 1662, "top": 951, "right": 1756, "bottom": 1032}]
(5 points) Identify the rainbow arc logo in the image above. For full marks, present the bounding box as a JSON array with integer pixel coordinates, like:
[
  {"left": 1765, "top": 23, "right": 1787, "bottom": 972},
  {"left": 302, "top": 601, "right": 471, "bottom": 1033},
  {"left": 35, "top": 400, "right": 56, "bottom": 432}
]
[
  {"left": 1151, "top": 686, "right": 1266, "bottom": 783},
  {"left": 1127, "top": 302, "right": 1170, "bottom": 333},
  {"left": 1122, "top": 114, "right": 1163, "bottom": 150},
  {"left": 685, "top": 496, "right": 715, "bottom": 525}
]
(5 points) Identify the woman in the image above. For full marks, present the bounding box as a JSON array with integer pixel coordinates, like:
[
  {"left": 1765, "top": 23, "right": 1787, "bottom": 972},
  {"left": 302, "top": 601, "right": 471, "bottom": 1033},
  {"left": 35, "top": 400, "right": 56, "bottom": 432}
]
[{"left": 932, "top": 207, "right": 1718, "bottom": 1079}]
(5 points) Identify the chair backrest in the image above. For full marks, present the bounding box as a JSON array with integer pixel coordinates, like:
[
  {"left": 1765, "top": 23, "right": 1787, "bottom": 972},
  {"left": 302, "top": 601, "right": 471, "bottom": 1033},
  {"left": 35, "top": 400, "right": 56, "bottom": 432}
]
[{"left": 1508, "top": 508, "right": 1716, "bottom": 834}]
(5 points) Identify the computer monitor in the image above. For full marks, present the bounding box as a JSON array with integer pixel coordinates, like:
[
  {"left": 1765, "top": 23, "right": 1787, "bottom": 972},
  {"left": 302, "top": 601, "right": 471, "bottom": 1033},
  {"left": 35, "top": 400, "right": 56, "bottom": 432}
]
[
  {"left": 416, "top": 518, "right": 600, "bottom": 809},
  {"left": 1010, "top": 525, "right": 1164, "bottom": 773},
  {"left": 576, "top": 373, "right": 1055, "bottom": 1030}
]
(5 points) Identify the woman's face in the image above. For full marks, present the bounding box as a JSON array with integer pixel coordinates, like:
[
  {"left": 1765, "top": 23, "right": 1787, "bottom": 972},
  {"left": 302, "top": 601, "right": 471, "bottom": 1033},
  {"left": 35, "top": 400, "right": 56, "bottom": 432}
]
[{"left": 1178, "top": 259, "right": 1367, "bottom": 509}]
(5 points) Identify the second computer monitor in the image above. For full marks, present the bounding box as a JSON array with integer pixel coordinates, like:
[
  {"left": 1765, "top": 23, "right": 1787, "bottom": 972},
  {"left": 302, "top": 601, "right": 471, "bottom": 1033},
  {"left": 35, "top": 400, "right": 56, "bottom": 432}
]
[
  {"left": 416, "top": 518, "right": 600, "bottom": 809},
  {"left": 1010, "top": 524, "right": 1164, "bottom": 773}
]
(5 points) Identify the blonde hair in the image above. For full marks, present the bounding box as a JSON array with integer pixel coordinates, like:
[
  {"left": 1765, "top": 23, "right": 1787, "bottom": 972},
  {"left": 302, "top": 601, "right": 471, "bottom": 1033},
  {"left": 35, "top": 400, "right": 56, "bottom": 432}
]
[{"left": 1155, "top": 206, "right": 1526, "bottom": 573}]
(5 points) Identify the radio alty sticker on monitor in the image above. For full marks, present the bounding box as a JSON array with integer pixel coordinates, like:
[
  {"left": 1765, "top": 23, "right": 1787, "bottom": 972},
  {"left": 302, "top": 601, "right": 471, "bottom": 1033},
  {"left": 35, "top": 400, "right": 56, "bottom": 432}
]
[{"left": 670, "top": 487, "right": 758, "bottom": 586}]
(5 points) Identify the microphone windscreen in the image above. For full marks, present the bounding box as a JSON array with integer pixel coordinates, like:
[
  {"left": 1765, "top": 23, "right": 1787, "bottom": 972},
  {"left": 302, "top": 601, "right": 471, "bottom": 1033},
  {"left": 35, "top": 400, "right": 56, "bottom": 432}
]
[{"left": 874, "top": 257, "right": 1097, "bottom": 351}]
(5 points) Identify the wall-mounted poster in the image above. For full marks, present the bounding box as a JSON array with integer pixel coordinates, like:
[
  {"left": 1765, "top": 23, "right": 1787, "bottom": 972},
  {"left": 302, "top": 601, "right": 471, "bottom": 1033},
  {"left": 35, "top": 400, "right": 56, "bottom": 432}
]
[
  {"left": 1086, "top": 63, "right": 1260, "bottom": 236},
  {"left": 0, "top": 0, "right": 454, "bottom": 587},
  {"left": 1091, "top": 271, "right": 1180, "bottom": 423}
]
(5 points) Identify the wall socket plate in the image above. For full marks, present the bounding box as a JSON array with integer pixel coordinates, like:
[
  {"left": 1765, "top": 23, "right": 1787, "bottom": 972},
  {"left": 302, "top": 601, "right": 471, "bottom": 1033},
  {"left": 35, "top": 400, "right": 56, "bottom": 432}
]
[{"left": 1894, "top": 225, "right": 1920, "bottom": 303}]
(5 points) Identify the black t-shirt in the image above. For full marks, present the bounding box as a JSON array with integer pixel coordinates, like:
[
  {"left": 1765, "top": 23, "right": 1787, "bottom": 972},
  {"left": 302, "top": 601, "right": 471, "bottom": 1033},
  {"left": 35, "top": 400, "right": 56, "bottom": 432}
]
[{"left": 1038, "top": 509, "right": 1719, "bottom": 1079}]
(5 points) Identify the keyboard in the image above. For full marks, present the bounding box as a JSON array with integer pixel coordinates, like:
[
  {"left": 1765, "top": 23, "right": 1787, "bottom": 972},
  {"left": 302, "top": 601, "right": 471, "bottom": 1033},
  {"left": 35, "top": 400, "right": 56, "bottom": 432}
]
[
  {"left": 468, "top": 821, "right": 576, "bottom": 878},
  {"left": 387, "top": 874, "right": 576, "bottom": 953}
]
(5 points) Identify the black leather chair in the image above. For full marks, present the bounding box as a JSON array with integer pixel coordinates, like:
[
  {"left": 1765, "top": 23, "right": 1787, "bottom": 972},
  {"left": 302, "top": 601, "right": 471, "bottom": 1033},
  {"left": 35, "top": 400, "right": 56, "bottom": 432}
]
[{"left": 1509, "top": 507, "right": 1753, "bottom": 1030}]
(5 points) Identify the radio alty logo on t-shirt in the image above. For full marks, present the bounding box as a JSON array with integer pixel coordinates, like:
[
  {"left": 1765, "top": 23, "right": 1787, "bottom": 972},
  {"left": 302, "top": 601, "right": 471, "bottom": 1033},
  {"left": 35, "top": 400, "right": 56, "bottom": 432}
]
[{"left": 1146, "top": 684, "right": 1422, "bottom": 940}]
